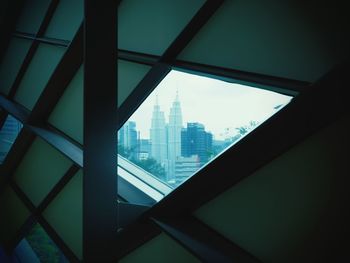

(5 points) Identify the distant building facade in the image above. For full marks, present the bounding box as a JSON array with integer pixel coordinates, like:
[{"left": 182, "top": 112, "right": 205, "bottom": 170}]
[
  {"left": 175, "top": 155, "right": 200, "bottom": 185},
  {"left": 181, "top": 122, "right": 213, "bottom": 166}
]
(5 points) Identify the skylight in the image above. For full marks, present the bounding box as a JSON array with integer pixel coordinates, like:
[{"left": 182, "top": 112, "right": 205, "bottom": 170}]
[
  {"left": 117, "top": 70, "right": 292, "bottom": 201},
  {"left": 0, "top": 115, "right": 23, "bottom": 164}
]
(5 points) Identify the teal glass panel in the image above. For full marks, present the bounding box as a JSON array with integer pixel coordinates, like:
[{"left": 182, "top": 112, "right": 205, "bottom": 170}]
[
  {"left": 0, "top": 37, "right": 32, "bottom": 95},
  {"left": 15, "top": 223, "right": 68, "bottom": 263},
  {"left": 44, "top": 0, "right": 84, "bottom": 40},
  {"left": 118, "top": 60, "right": 151, "bottom": 106},
  {"left": 43, "top": 170, "right": 83, "bottom": 260},
  {"left": 14, "top": 43, "right": 65, "bottom": 110},
  {"left": 13, "top": 137, "right": 72, "bottom": 207},
  {"left": 0, "top": 186, "right": 30, "bottom": 244},
  {"left": 120, "top": 233, "right": 200, "bottom": 263},
  {"left": 194, "top": 115, "right": 350, "bottom": 262},
  {"left": 118, "top": 0, "right": 205, "bottom": 55},
  {"left": 48, "top": 66, "right": 83, "bottom": 144},
  {"left": 178, "top": 0, "right": 343, "bottom": 82},
  {"left": 0, "top": 115, "right": 23, "bottom": 164},
  {"left": 15, "top": 0, "right": 50, "bottom": 34}
]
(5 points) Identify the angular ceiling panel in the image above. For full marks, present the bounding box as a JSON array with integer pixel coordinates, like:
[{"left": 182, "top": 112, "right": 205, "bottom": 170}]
[
  {"left": 118, "top": 60, "right": 151, "bottom": 107},
  {"left": 118, "top": 0, "right": 205, "bottom": 55},
  {"left": 14, "top": 43, "right": 65, "bottom": 110},
  {"left": 48, "top": 66, "right": 83, "bottom": 145},
  {"left": 179, "top": 0, "right": 350, "bottom": 82},
  {"left": 13, "top": 137, "right": 72, "bottom": 207},
  {"left": 120, "top": 232, "right": 200, "bottom": 263},
  {"left": 43, "top": 170, "right": 82, "bottom": 260},
  {"left": 44, "top": 0, "right": 83, "bottom": 40},
  {"left": 0, "top": 37, "right": 32, "bottom": 95}
]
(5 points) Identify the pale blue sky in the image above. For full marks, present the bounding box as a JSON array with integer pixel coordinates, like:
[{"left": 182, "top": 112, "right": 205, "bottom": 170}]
[{"left": 128, "top": 70, "right": 292, "bottom": 140}]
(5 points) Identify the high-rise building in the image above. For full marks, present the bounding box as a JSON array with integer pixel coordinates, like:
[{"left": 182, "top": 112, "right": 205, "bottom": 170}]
[
  {"left": 167, "top": 91, "right": 183, "bottom": 182},
  {"left": 175, "top": 155, "right": 200, "bottom": 186},
  {"left": 139, "top": 139, "right": 151, "bottom": 160},
  {"left": 119, "top": 121, "right": 138, "bottom": 154},
  {"left": 150, "top": 97, "right": 167, "bottom": 168},
  {"left": 181, "top": 122, "right": 213, "bottom": 166}
]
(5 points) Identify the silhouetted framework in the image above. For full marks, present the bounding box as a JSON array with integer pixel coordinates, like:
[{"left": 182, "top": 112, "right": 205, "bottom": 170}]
[{"left": 0, "top": 0, "right": 348, "bottom": 262}]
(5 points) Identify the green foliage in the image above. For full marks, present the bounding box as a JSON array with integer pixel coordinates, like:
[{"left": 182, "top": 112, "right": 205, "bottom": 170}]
[
  {"left": 131, "top": 157, "right": 166, "bottom": 180},
  {"left": 26, "top": 223, "right": 66, "bottom": 263},
  {"left": 118, "top": 144, "right": 166, "bottom": 180}
]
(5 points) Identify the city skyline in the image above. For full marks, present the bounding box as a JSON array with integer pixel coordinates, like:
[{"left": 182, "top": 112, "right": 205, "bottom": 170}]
[{"left": 128, "top": 70, "right": 292, "bottom": 140}]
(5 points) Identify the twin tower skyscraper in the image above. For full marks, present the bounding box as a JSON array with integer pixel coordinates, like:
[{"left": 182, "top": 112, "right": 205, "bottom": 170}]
[{"left": 150, "top": 91, "right": 182, "bottom": 183}]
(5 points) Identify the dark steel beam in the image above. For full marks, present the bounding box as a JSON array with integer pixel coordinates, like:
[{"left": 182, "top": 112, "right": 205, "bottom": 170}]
[
  {"left": 117, "top": 0, "right": 224, "bottom": 129},
  {"left": 118, "top": 49, "right": 158, "bottom": 66},
  {"left": 13, "top": 31, "right": 70, "bottom": 47},
  {"left": 8, "top": 0, "right": 60, "bottom": 99},
  {"left": 161, "top": 0, "right": 224, "bottom": 63},
  {"left": 83, "top": 0, "right": 117, "bottom": 261},
  {"left": 174, "top": 60, "right": 308, "bottom": 95},
  {"left": 0, "top": 94, "right": 30, "bottom": 123},
  {"left": 0, "top": 0, "right": 24, "bottom": 62},
  {"left": 26, "top": 125, "right": 83, "bottom": 167},
  {"left": 36, "top": 165, "right": 80, "bottom": 214},
  {"left": 116, "top": 220, "right": 160, "bottom": 260},
  {"left": 28, "top": 25, "right": 83, "bottom": 123},
  {"left": 152, "top": 216, "right": 261, "bottom": 263},
  {"left": 0, "top": 94, "right": 83, "bottom": 169},
  {"left": 146, "top": 59, "right": 350, "bottom": 218},
  {"left": 118, "top": 63, "right": 171, "bottom": 129},
  {"left": 117, "top": 59, "right": 349, "bottom": 259},
  {"left": 117, "top": 49, "right": 309, "bottom": 95},
  {"left": 8, "top": 180, "right": 80, "bottom": 263},
  {"left": 118, "top": 201, "right": 151, "bottom": 230}
]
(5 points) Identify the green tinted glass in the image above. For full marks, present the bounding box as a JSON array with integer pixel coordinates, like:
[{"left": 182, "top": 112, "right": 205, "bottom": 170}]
[
  {"left": 118, "top": 0, "right": 204, "bottom": 55},
  {"left": 15, "top": 0, "right": 50, "bottom": 34},
  {"left": 120, "top": 233, "right": 200, "bottom": 263},
  {"left": 13, "top": 138, "right": 72, "bottom": 206},
  {"left": 179, "top": 0, "right": 335, "bottom": 82},
  {"left": 48, "top": 66, "right": 83, "bottom": 144},
  {"left": 118, "top": 60, "right": 151, "bottom": 106},
  {"left": 44, "top": 0, "right": 84, "bottom": 40},
  {"left": 194, "top": 116, "right": 349, "bottom": 262},
  {"left": 0, "top": 38, "right": 32, "bottom": 95},
  {"left": 14, "top": 43, "right": 65, "bottom": 110},
  {"left": 43, "top": 170, "right": 83, "bottom": 260}
]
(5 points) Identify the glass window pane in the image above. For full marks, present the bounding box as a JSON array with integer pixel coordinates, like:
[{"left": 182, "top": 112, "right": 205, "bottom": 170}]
[
  {"left": 0, "top": 186, "right": 30, "bottom": 245},
  {"left": 43, "top": 170, "right": 82, "bottom": 260},
  {"left": 13, "top": 138, "right": 72, "bottom": 206},
  {"left": 194, "top": 114, "right": 350, "bottom": 263},
  {"left": 14, "top": 43, "right": 66, "bottom": 110},
  {"left": 48, "top": 66, "right": 83, "bottom": 144},
  {"left": 118, "top": 70, "right": 292, "bottom": 201},
  {"left": 15, "top": 0, "right": 50, "bottom": 34},
  {"left": 118, "top": 60, "right": 151, "bottom": 107},
  {"left": 14, "top": 223, "right": 69, "bottom": 263},
  {"left": 118, "top": 0, "right": 205, "bottom": 55},
  {"left": 0, "top": 115, "right": 23, "bottom": 164},
  {"left": 178, "top": 0, "right": 341, "bottom": 82},
  {"left": 44, "top": 0, "right": 84, "bottom": 40},
  {"left": 0, "top": 37, "right": 32, "bottom": 95}
]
